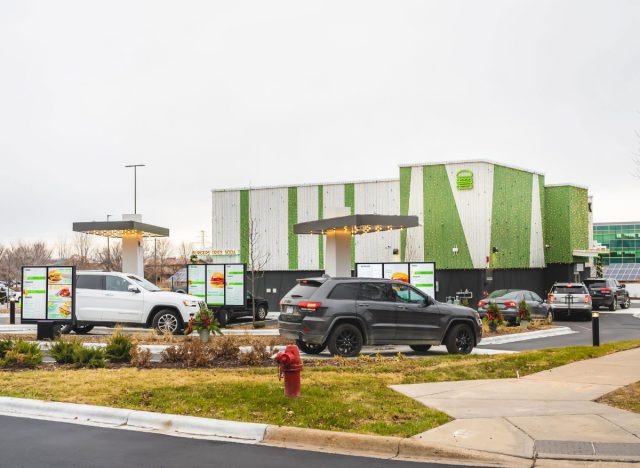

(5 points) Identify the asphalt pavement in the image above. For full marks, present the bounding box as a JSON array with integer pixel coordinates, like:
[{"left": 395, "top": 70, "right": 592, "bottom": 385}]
[
  {"left": 0, "top": 415, "right": 486, "bottom": 468},
  {"left": 477, "top": 306, "right": 640, "bottom": 352}
]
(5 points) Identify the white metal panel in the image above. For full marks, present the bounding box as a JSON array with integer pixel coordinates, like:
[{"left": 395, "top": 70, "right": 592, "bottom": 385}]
[
  {"left": 445, "top": 162, "right": 494, "bottom": 269},
  {"left": 211, "top": 191, "right": 241, "bottom": 250},
  {"left": 323, "top": 184, "right": 345, "bottom": 213},
  {"left": 249, "top": 187, "right": 289, "bottom": 270},
  {"left": 406, "top": 166, "right": 424, "bottom": 261},
  {"left": 297, "top": 185, "right": 319, "bottom": 270},
  {"left": 530, "top": 175, "right": 545, "bottom": 268},
  {"left": 354, "top": 181, "right": 401, "bottom": 263}
]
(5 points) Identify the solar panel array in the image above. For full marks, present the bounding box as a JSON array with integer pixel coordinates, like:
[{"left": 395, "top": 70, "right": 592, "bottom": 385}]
[{"left": 604, "top": 263, "right": 640, "bottom": 281}]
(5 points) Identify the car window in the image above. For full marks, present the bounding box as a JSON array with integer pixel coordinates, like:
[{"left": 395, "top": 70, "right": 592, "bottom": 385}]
[
  {"left": 286, "top": 283, "right": 320, "bottom": 299},
  {"left": 552, "top": 285, "right": 587, "bottom": 294},
  {"left": 76, "top": 275, "right": 105, "bottom": 290},
  {"left": 358, "top": 283, "right": 394, "bottom": 302},
  {"left": 328, "top": 283, "right": 359, "bottom": 300},
  {"left": 531, "top": 292, "right": 543, "bottom": 302},
  {"left": 106, "top": 276, "right": 132, "bottom": 292},
  {"left": 585, "top": 280, "right": 607, "bottom": 289},
  {"left": 390, "top": 284, "right": 427, "bottom": 304},
  {"left": 500, "top": 291, "right": 523, "bottom": 300},
  {"left": 127, "top": 275, "right": 161, "bottom": 292},
  {"left": 487, "top": 289, "right": 508, "bottom": 298}
]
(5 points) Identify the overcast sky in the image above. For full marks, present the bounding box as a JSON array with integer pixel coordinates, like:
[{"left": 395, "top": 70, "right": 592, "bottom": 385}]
[{"left": 1, "top": 0, "right": 639, "bottom": 249}]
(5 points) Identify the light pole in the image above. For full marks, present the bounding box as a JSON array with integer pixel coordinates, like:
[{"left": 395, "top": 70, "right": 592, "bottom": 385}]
[
  {"left": 107, "top": 214, "right": 112, "bottom": 270},
  {"left": 124, "top": 164, "right": 146, "bottom": 214}
]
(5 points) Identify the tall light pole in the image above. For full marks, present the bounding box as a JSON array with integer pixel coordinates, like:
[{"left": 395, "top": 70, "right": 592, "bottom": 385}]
[{"left": 124, "top": 164, "right": 146, "bottom": 214}]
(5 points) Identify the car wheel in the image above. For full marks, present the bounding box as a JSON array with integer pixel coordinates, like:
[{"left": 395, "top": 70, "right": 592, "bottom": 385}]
[
  {"left": 73, "top": 325, "right": 94, "bottom": 335},
  {"left": 328, "top": 323, "right": 363, "bottom": 357},
  {"left": 409, "top": 345, "right": 432, "bottom": 353},
  {"left": 621, "top": 296, "right": 631, "bottom": 309},
  {"left": 445, "top": 324, "right": 475, "bottom": 355},
  {"left": 296, "top": 340, "right": 327, "bottom": 355},
  {"left": 546, "top": 310, "right": 554, "bottom": 324},
  {"left": 609, "top": 297, "right": 618, "bottom": 311},
  {"left": 59, "top": 324, "right": 74, "bottom": 335},
  {"left": 152, "top": 309, "right": 183, "bottom": 335},
  {"left": 216, "top": 309, "right": 228, "bottom": 328},
  {"left": 255, "top": 305, "right": 268, "bottom": 321}
]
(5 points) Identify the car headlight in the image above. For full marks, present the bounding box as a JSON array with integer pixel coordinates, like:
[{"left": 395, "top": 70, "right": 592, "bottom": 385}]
[{"left": 182, "top": 300, "right": 199, "bottom": 307}]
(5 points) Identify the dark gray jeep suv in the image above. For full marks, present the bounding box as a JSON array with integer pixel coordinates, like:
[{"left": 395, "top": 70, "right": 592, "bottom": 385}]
[{"left": 278, "top": 277, "right": 483, "bottom": 357}]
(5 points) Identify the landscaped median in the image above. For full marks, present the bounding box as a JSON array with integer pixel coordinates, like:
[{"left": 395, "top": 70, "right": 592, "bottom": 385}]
[{"left": 0, "top": 338, "right": 639, "bottom": 439}]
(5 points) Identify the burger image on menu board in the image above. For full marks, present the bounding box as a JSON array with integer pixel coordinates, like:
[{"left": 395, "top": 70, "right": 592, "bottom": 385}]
[
  {"left": 209, "top": 272, "right": 224, "bottom": 288},
  {"left": 48, "top": 270, "right": 63, "bottom": 283},
  {"left": 391, "top": 272, "right": 409, "bottom": 283},
  {"left": 58, "top": 302, "right": 72, "bottom": 317},
  {"left": 57, "top": 287, "right": 71, "bottom": 298}
]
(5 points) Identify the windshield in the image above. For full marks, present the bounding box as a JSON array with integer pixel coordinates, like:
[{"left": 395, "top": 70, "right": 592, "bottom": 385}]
[
  {"left": 127, "top": 275, "right": 162, "bottom": 292},
  {"left": 585, "top": 280, "right": 606, "bottom": 289}
]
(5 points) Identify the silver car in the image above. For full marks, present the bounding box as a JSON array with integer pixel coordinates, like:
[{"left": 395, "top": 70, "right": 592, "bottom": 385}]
[
  {"left": 548, "top": 282, "right": 592, "bottom": 321},
  {"left": 477, "top": 289, "right": 551, "bottom": 324}
]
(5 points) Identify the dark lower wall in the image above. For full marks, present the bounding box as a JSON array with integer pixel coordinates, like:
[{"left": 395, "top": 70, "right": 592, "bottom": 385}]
[{"left": 252, "top": 264, "right": 589, "bottom": 310}]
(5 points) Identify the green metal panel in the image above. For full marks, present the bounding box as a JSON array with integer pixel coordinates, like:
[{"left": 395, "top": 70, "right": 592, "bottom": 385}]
[
  {"left": 544, "top": 186, "right": 574, "bottom": 264},
  {"left": 240, "top": 190, "right": 249, "bottom": 264},
  {"left": 318, "top": 185, "right": 324, "bottom": 269},
  {"left": 570, "top": 186, "right": 589, "bottom": 252},
  {"left": 423, "top": 164, "right": 473, "bottom": 269},
  {"left": 287, "top": 186, "right": 298, "bottom": 270},
  {"left": 489, "top": 166, "right": 533, "bottom": 268},
  {"left": 399, "top": 167, "right": 411, "bottom": 262},
  {"left": 344, "top": 183, "right": 355, "bottom": 267}
]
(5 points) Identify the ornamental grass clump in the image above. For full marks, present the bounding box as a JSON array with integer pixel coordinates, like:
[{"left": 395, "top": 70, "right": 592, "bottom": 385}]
[
  {"left": 1, "top": 341, "right": 43, "bottom": 368},
  {"left": 50, "top": 339, "right": 83, "bottom": 364},
  {"left": 72, "top": 346, "right": 106, "bottom": 369},
  {"left": 0, "top": 339, "right": 14, "bottom": 359},
  {"left": 105, "top": 333, "right": 133, "bottom": 363}
]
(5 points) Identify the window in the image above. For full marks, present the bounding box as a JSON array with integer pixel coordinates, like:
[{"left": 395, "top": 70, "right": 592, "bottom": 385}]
[
  {"left": 76, "top": 275, "right": 105, "bottom": 290},
  {"left": 390, "top": 284, "right": 427, "bottom": 304},
  {"left": 328, "top": 283, "right": 359, "bottom": 300},
  {"left": 530, "top": 292, "right": 543, "bottom": 302},
  {"left": 358, "top": 283, "right": 394, "bottom": 302},
  {"left": 286, "top": 283, "right": 320, "bottom": 300},
  {"left": 106, "top": 276, "right": 132, "bottom": 292},
  {"left": 127, "top": 275, "right": 161, "bottom": 292}
]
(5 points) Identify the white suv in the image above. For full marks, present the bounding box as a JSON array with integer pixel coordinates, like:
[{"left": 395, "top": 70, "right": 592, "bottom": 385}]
[{"left": 67, "top": 271, "right": 203, "bottom": 335}]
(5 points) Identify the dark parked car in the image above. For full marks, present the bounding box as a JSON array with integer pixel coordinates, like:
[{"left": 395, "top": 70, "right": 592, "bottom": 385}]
[
  {"left": 477, "top": 289, "right": 551, "bottom": 324},
  {"left": 278, "top": 277, "right": 482, "bottom": 357},
  {"left": 583, "top": 278, "right": 630, "bottom": 311},
  {"left": 216, "top": 292, "right": 270, "bottom": 326}
]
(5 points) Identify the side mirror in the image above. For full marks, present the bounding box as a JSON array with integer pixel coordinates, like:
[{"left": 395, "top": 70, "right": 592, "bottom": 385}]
[
  {"left": 620, "top": 284, "right": 626, "bottom": 289},
  {"left": 128, "top": 285, "right": 141, "bottom": 293}
]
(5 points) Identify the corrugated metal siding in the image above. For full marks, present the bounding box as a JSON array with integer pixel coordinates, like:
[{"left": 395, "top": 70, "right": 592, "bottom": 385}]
[
  {"left": 297, "top": 185, "right": 320, "bottom": 269},
  {"left": 445, "top": 162, "right": 494, "bottom": 269},
  {"left": 249, "top": 187, "right": 289, "bottom": 270},
  {"left": 530, "top": 175, "right": 545, "bottom": 268},
  {"left": 406, "top": 166, "right": 424, "bottom": 261},
  {"left": 354, "top": 180, "right": 401, "bottom": 263},
  {"left": 211, "top": 191, "right": 241, "bottom": 251}
]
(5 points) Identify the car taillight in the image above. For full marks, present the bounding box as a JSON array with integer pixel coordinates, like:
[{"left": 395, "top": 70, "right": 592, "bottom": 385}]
[
  {"left": 298, "top": 301, "right": 321, "bottom": 310},
  {"left": 548, "top": 294, "right": 555, "bottom": 303},
  {"left": 600, "top": 288, "right": 612, "bottom": 294},
  {"left": 478, "top": 300, "right": 487, "bottom": 307},
  {"left": 585, "top": 295, "right": 591, "bottom": 304},
  {"left": 503, "top": 301, "right": 517, "bottom": 308}
]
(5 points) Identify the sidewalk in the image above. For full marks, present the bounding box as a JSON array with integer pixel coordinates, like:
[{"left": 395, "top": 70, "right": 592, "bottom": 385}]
[{"left": 391, "top": 347, "right": 640, "bottom": 462}]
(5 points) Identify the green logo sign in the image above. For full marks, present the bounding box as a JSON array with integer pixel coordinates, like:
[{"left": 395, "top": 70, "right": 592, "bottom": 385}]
[{"left": 456, "top": 170, "right": 474, "bottom": 190}]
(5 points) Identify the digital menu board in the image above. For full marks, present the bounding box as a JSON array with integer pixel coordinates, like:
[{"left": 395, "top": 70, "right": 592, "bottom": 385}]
[
  {"left": 186, "top": 264, "right": 246, "bottom": 307},
  {"left": 21, "top": 266, "right": 75, "bottom": 322},
  {"left": 355, "top": 262, "right": 437, "bottom": 298}
]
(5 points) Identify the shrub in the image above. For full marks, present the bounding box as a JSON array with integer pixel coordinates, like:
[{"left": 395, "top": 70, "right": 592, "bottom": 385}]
[
  {"left": 130, "top": 347, "right": 152, "bottom": 368},
  {"left": 0, "top": 339, "right": 14, "bottom": 359},
  {"left": 517, "top": 299, "right": 531, "bottom": 322},
  {"left": 1, "top": 341, "right": 42, "bottom": 368},
  {"left": 238, "top": 343, "right": 270, "bottom": 366},
  {"left": 73, "top": 346, "right": 106, "bottom": 368},
  {"left": 210, "top": 336, "right": 240, "bottom": 361},
  {"left": 485, "top": 302, "right": 504, "bottom": 328},
  {"left": 105, "top": 334, "right": 133, "bottom": 363},
  {"left": 50, "top": 339, "right": 82, "bottom": 364},
  {"left": 160, "top": 339, "right": 216, "bottom": 367}
]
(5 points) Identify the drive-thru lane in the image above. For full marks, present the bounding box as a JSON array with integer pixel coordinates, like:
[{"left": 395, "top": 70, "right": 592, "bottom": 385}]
[{"left": 0, "top": 415, "right": 486, "bottom": 468}]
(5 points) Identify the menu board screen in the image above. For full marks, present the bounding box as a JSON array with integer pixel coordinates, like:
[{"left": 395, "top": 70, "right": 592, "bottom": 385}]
[
  {"left": 187, "top": 265, "right": 206, "bottom": 299},
  {"left": 225, "top": 264, "right": 245, "bottom": 306},
  {"left": 22, "top": 267, "right": 47, "bottom": 320},
  {"left": 383, "top": 263, "right": 410, "bottom": 283},
  {"left": 21, "top": 266, "right": 75, "bottom": 322},
  {"left": 355, "top": 263, "right": 383, "bottom": 279},
  {"left": 206, "top": 265, "right": 225, "bottom": 306},
  {"left": 186, "top": 263, "right": 246, "bottom": 307},
  {"left": 409, "top": 263, "right": 436, "bottom": 298}
]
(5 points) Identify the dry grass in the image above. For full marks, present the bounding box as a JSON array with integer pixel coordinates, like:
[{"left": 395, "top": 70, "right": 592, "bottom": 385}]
[
  {"left": 481, "top": 319, "right": 554, "bottom": 337},
  {"left": 597, "top": 381, "right": 640, "bottom": 414}
]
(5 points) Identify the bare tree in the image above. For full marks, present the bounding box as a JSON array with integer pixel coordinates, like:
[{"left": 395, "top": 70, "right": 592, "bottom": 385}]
[
  {"left": 55, "top": 236, "right": 71, "bottom": 261},
  {"left": 96, "top": 241, "right": 122, "bottom": 272},
  {"left": 177, "top": 241, "right": 191, "bottom": 263},
  {"left": 0, "top": 241, "right": 52, "bottom": 284},
  {"left": 71, "top": 233, "right": 94, "bottom": 268},
  {"left": 247, "top": 217, "right": 270, "bottom": 326}
]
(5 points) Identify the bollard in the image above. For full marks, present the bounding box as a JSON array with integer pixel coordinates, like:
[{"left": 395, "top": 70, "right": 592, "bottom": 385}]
[
  {"left": 9, "top": 298, "right": 16, "bottom": 325},
  {"left": 592, "top": 310, "right": 600, "bottom": 347}
]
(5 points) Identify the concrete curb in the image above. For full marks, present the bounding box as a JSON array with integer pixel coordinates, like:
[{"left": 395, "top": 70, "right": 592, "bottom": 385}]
[
  {"left": 0, "top": 397, "right": 267, "bottom": 442},
  {"left": 480, "top": 326, "right": 575, "bottom": 345}
]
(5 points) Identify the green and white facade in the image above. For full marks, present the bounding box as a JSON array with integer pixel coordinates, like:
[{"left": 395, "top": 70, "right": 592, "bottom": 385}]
[{"left": 211, "top": 160, "right": 591, "bottom": 274}]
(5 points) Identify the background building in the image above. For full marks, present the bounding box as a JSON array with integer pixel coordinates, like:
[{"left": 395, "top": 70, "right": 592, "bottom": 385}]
[
  {"left": 212, "top": 160, "right": 595, "bottom": 304},
  {"left": 594, "top": 222, "right": 640, "bottom": 265}
]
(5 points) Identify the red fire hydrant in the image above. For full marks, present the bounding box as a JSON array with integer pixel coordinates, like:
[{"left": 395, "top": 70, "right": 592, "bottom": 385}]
[{"left": 275, "top": 345, "right": 303, "bottom": 398}]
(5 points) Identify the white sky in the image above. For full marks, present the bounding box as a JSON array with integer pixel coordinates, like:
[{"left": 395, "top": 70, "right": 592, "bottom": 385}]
[{"left": 1, "top": 0, "right": 639, "bottom": 248}]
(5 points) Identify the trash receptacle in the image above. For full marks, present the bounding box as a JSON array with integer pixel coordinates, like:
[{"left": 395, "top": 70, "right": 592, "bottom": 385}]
[{"left": 36, "top": 320, "right": 56, "bottom": 340}]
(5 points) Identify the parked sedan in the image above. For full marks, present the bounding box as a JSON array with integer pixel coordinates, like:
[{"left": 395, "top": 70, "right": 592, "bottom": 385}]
[{"left": 477, "top": 289, "right": 550, "bottom": 324}]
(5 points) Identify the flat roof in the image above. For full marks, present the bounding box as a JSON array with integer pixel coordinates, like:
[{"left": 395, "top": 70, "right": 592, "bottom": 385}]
[
  {"left": 594, "top": 221, "right": 640, "bottom": 226},
  {"left": 73, "top": 221, "right": 169, "bottom": 238},
  {"left": 212, "top": 178, "right": 399, "bottom": 193},
  {"left": 398, "top": 159, "right": 545, "bottom": 176},
  {"left": 294, "top": 214, "right": 419, "bottom": 235}
]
